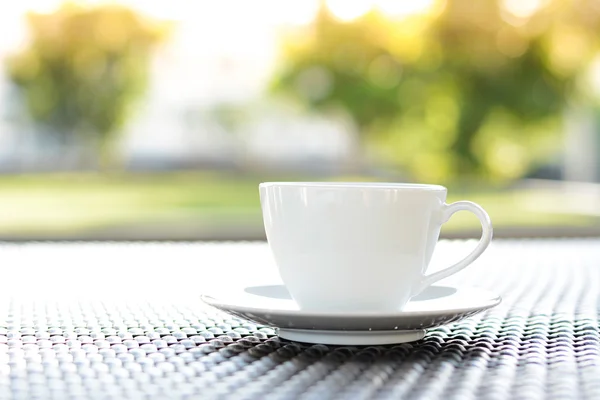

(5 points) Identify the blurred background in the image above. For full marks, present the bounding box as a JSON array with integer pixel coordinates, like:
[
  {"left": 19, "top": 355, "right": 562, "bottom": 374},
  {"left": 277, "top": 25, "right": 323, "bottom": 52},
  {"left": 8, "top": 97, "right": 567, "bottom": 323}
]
[{"left": 0, "top": 0, "right": 599, "bottom": 240}]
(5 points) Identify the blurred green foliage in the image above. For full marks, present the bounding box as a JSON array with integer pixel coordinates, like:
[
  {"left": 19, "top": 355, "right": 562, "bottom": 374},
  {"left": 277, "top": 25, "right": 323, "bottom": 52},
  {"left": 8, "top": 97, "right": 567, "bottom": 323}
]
[
  {"left": 6, "top": 4, "right": 168, "bottom": 168},
  {"left": 272, "top": 0, "right": 600, "bottom": 182}
]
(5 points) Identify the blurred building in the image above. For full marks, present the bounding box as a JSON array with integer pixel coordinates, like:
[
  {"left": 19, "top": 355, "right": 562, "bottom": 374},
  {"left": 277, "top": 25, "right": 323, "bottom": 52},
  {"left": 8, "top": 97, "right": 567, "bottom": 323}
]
[
  {"left": 0, "top": 12, "right": 355, "bottom": 174},
  {"left": 564, "top": 108, "right": 600, "bottom": 183}
]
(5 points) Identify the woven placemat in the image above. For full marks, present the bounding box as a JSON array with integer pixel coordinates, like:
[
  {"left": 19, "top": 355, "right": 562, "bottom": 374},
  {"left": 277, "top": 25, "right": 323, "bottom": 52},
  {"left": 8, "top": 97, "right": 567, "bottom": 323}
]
[{"left": 0, "top": 240, "right": 599, "bottom": 399}]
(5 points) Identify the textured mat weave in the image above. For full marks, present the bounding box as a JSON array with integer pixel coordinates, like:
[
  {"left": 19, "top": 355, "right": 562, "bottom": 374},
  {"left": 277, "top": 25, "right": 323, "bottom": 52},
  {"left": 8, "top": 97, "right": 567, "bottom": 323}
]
[{"left": 0, "top": 240, "right": 599, "bottom": 399}]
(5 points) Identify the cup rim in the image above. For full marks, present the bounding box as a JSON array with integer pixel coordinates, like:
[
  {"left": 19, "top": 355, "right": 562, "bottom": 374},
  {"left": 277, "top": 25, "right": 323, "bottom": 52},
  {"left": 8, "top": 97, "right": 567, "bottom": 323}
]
[{"left": 259, "top": 182, "right": 447, "bottom": 191}]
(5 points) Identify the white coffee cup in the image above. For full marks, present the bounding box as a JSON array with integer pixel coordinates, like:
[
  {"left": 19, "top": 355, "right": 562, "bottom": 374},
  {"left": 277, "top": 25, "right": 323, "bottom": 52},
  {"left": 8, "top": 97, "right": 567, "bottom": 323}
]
[{"left": 260, "top": 182, "right": 492, "bottom": 312}]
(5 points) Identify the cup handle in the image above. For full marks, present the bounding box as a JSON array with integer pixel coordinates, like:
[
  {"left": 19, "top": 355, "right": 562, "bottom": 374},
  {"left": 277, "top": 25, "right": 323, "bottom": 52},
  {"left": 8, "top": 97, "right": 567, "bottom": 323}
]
[{"left": 411, "top": 201, "right": 493, "bottom": 297}]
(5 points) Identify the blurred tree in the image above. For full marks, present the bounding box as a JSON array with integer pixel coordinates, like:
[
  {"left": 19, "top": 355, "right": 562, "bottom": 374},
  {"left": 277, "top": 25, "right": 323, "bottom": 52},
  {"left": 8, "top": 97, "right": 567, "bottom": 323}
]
[
  {"left": 272, "top": 0, "right": 600, "bottom": 182},
  {"left": 6, "top": 4, "right": 168, "bottom": 169}
]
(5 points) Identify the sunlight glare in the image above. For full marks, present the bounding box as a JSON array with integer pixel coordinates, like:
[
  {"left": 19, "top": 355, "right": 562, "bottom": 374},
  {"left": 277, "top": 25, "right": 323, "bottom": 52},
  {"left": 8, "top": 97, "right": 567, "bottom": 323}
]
[
  {"left": 502, "top": 0, "right": 544, "bottom": 19},
  {"left": 376, "top": 0, "right": 435, "bottom": 18},
  {"left": 326, "top": 0, "right": 373, "bottom": 22},
  {"left": 267, "top": 0, "right": 320, "bottom": 25},
  {"left": 21, "top": 0, "right": 62, "bottom": 13}
]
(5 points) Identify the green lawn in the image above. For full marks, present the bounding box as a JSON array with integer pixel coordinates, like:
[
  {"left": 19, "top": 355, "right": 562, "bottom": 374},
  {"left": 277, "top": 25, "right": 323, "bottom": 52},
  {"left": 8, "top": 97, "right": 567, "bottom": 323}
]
[{"left": 0, "top": 172, "right": 596, "bottom": 239}]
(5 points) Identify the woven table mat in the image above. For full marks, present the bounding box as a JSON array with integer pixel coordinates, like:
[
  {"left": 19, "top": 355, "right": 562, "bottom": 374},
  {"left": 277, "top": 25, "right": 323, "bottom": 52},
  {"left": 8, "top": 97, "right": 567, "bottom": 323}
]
[{"left": 0, "top": 239, "right": 599, "bottom": 399}]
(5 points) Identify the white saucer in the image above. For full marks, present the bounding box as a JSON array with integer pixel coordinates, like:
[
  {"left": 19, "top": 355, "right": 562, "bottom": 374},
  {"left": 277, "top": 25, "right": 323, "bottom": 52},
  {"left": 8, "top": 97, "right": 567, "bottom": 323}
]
[{"left": 201, "top": 284, "right": 501, "bottom": 345}]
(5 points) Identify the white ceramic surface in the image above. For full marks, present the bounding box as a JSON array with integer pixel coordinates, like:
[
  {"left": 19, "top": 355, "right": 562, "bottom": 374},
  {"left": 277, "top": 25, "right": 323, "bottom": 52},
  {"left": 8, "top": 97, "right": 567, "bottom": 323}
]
[
  {"left": 201, "top": 284, "right": 501, "bottom": 342},
  {"left": 277, "top": 329, "right": 426, "bottom": 346},
  {"left": 259, "top": 182, "right": 493, "bottom": 312}
]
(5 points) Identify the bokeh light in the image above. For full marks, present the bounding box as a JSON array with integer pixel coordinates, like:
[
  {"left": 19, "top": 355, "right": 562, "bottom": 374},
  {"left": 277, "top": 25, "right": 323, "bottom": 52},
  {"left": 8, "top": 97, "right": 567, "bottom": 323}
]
[
  {"left": 326, "top": 0, "right": 373, "bottom": 21},
  {"left": 375, "top": 0, "right": 437, "bottom": 18},
  {"left": 502, "top": 0, "right": 545, "bottom": 19}
]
